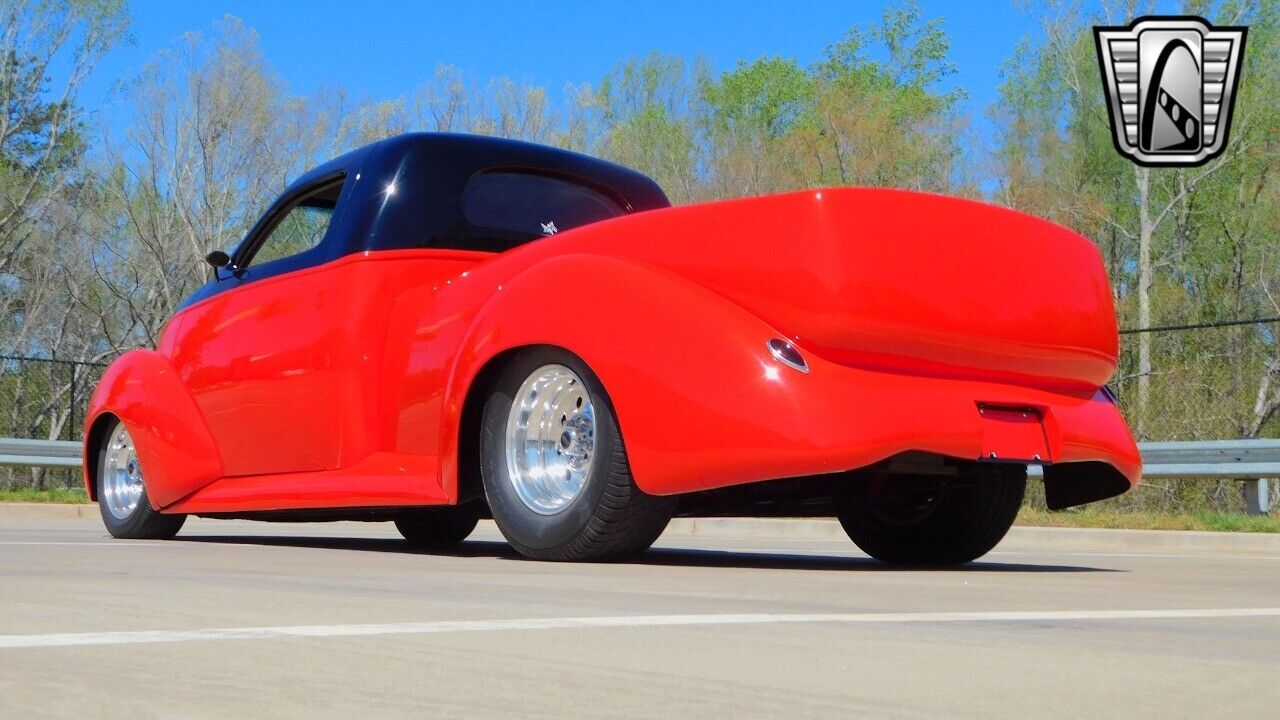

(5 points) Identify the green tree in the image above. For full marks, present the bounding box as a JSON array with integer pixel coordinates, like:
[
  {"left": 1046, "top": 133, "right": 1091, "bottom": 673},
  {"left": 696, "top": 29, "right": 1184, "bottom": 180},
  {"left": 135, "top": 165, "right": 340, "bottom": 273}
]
[
  {"left": 593, "top": 52, "right": 707, "bottom": 202},
  {"left": 701, "top": 57, "right": 812, "bottom": 197},
  {"left": 991, "top": 0, "right": 1280, "bottom": 448},
  {"left": 0, "top": 0, "right": 126, "bottom": 270},
  {"left": 805, "top": 1, "right": 966, "bottom": 191}
]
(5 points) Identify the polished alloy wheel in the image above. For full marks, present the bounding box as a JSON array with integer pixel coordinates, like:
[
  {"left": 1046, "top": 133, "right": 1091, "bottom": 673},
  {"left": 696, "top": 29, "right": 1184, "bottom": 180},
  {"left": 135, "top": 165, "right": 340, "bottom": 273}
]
[
  {"left": 101, "top": 423, "right": 144, "bottom": 520},
  {"left": 505, "top": 364, "right": 597, "bottom": 515}
]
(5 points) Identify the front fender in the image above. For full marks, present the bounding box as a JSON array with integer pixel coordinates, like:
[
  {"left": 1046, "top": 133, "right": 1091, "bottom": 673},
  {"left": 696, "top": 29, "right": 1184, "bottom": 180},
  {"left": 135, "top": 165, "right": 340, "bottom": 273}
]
[
  {"left": 439, "top": 253, "right": 805, "bottom": 496},
  {"left": 83, "top": 349, "right": 223, "bottom": 507}
]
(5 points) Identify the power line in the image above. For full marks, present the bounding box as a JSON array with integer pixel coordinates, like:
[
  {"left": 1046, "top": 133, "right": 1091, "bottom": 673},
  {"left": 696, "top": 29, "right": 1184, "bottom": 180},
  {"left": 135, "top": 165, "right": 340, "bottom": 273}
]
[{"left": 1120, "top": 316, "right": 1280, "bottom": 335}]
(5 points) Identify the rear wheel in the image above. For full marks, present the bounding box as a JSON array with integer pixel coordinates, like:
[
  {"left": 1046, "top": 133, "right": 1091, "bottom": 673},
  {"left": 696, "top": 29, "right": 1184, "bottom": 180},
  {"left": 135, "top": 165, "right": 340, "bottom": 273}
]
[
  {"left": 836, "top": 466, "right": 1025, "bottom": 565},
  {"left": 96, "top": 418, "right": 186, "bottom": 540},
  {"left": 479, "top": 349, "right": 675, "bottom": 561},
  {"left": 394, "top": 503, "right": 481, "bottom": 548}
]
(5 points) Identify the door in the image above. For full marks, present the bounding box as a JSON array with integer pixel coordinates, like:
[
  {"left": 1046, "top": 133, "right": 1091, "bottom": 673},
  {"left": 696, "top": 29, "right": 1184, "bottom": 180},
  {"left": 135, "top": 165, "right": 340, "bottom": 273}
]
[{"left": 170, "top": 175, "right": 349, "bottom": 477}]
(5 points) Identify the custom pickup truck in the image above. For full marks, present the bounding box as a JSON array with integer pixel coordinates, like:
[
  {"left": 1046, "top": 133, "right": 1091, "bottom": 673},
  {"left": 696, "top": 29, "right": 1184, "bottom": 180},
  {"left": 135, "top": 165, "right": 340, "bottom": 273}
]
[{"left": 85, "top": 133, "right": 1140, "bottom": 563}]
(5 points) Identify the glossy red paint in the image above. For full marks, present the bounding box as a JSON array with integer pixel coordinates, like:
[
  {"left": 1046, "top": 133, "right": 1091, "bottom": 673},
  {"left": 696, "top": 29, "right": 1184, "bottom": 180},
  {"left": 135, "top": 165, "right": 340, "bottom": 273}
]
[
  {"left": 85, "top": 188, "right": 1141, "bottom": 513},
  {"left": 164, "top": 452, "right": 447, "bottom": 514},
  {"left": 82, "top": 349, "right": 223, "bottom": 507},
  {"left": 553, "top": 188, "right": 1120, "bottom": 391},
  {"left": 430, "top": 250, "right": 1139, "bottom": 496},
  {"left": 166, "top": 250, "right": 488, "bottom": 478}
]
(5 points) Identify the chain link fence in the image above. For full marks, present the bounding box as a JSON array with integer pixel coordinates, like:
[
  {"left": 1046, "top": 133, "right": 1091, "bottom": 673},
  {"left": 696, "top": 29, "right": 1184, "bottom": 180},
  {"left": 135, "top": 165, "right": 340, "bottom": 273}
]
[
  {"left": 1038, "top": 320, "right": 1280, "bottom": 515},
  {"left": 0, "top": 355, "right": 106, "bottom": 489},
  {"left": 1116, "top": 321, "right": 1277, "bottom": 441}
]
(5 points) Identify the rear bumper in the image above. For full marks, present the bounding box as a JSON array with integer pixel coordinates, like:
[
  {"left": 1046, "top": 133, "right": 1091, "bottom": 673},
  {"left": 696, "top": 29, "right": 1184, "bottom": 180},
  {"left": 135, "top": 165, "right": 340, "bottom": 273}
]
[{"left": 625, "top": 349, "right": 1140, "bottom": 507}]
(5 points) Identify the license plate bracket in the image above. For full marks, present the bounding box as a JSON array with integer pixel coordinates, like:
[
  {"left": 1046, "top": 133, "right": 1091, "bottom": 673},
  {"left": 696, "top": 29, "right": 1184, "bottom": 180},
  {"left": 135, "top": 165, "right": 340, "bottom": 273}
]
[{"left": 977, "top": 404, "right": 1050, "bottom": 463}]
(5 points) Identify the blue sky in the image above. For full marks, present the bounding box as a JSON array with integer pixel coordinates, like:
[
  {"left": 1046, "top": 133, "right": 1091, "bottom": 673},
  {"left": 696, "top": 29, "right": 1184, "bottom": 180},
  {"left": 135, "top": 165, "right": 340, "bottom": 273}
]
[{"left": 84, "top": 1, "right": 1045, "bottom": 134}]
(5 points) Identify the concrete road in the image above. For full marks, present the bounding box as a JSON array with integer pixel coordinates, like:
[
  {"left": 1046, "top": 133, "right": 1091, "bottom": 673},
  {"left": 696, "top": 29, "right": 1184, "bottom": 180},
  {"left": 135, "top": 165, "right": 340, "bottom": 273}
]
[{"left": 0, "top": 516, "right": 1277, "bottom": 719}]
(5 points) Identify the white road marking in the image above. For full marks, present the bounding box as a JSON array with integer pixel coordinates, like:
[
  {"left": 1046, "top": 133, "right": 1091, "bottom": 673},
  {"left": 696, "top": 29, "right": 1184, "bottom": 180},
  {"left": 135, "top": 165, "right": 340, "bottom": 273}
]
[
  {"left": 2, "top": 608, "right": 1277, "bottom": 649},
  {"left": 0, "top": 541, "right": 166, "bottom": 547}
]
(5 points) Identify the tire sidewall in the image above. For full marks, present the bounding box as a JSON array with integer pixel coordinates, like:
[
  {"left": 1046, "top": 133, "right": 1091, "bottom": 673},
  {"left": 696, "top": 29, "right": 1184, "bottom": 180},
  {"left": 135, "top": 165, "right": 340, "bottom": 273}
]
[
  {"left": 96, "top": 418, "right": 157, "bottom": 537},
  {"left": 838, "top": 468, "right": 1025, "bottom": 565},
  {"left": 480, "top": 348, "right": 622, "bottom": 552},
  {"left": 395, "top": 503, "right": 482, "bottom": 545}
]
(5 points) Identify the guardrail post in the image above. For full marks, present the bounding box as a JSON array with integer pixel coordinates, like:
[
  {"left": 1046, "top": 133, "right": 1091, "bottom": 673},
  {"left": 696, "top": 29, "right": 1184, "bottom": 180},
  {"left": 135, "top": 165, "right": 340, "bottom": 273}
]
[
  {"left": 1243, "top": 479, "right": 1271, "bottom": 516},
  {"left": 68, "top": 362, "right": 77, "bottom": 442}
]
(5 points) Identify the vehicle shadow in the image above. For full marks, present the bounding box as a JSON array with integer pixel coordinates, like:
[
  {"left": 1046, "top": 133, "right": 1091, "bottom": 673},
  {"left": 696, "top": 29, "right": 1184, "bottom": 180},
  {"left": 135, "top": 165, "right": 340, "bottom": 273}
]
[{"left": 176, "top": 535, "right": 1117, "bottom": 573}]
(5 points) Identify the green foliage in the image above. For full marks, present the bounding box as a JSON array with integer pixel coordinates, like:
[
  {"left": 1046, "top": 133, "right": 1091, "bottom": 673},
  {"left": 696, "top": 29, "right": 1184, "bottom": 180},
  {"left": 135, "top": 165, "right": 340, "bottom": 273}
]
[
  {"left": 1017, "top": 506, "right": 1280, "bottom": 533},
  {"left": 992, "top": 3, "right": 1280, "bottom": 443},
  {"left": 0, "top": 0, "right": 127, "bottom": 178},
  {"left": 0, "top": 0, "right": 129, "bottom": 365},
  {"left": 818, "top": 0, "right": 961, "bottom": 110},
  {"left": 593, "top": 52, "right": 705, "bottom": 201},
  {"left": 0, "top": 486, "right": 89, "bottom": 503},
  {"left": 600, "top": 103, "right": 698, "bottom": 199},
  {"left": 703, "top": 57, "right": 813, "bottom": 137},
  {"left": 597, "top": 51, "right": 707, "bottom": 122},
  {"left": 0, "top": 54, "right": 82, "bottom": 174}
]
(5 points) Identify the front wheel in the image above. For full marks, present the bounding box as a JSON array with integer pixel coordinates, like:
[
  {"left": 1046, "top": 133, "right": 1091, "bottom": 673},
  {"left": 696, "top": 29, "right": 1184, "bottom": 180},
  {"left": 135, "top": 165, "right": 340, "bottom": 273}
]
[
  {"left": 836, "top": 466, "right": 1026, "bottom": 565},
  {"left": 479, "top": 349, "right": 675, "bottom": 561},
  {"left": 96, "top": 418, "right": 186, "bottom": 540}
]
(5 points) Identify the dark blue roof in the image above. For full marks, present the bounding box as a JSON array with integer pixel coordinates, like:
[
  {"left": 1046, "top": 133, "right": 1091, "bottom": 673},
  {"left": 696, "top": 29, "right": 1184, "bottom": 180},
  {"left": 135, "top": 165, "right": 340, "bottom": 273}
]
[
  {"left": 284, "top": 132, "right": 669, "bottom": 254},
  {"left": 182, "top": 133, "right": 669, "bottom": 309}
]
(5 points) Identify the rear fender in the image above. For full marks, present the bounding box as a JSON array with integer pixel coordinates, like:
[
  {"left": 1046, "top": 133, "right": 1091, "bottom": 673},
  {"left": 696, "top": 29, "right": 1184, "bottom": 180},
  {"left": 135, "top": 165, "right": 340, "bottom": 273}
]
[
  {"left": 82, "top": 350, "right": 223, "bottom": 507},
  {"left": 439, "top": 254, "right": 802, "bottom": 497}
]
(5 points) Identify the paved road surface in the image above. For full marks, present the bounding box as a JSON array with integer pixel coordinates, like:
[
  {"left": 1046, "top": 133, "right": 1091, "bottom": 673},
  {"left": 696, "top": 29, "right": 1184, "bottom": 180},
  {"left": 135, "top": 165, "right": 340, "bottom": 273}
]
[{"left": 0, "top": 516, "right": 1277, "bottom": 719}]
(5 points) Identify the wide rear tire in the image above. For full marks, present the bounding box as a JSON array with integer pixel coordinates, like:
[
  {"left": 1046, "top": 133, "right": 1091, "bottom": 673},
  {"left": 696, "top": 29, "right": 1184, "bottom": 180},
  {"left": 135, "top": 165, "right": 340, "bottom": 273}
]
[
  {"left": 837, "top": 466, "right": 1026, "bottom": 565},
  {"left": 479, "top": 348, "right": 675, "bottom": 561},
  {"left": 96, "top": 418, "right": 186, "bottom": 540}
]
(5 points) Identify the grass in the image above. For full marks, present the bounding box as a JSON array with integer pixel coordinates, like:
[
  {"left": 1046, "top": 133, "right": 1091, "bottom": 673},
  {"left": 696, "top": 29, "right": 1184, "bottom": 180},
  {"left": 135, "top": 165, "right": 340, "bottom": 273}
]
[
  {"left": 0, "top": 488, "right": 1275, "bottom": 532},
  {"left": 0, "top": 487, "right": 89, "bottom": 504},
  {"left": 1017, "top": 507, "right": 1280, "bottom": 533}
]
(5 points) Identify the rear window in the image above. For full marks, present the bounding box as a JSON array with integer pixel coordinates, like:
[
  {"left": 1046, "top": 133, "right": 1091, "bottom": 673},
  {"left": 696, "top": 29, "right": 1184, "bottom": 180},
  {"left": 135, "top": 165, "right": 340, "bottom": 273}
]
[{"left": 461, "top": 171, "right": 625, "bottom": 250}]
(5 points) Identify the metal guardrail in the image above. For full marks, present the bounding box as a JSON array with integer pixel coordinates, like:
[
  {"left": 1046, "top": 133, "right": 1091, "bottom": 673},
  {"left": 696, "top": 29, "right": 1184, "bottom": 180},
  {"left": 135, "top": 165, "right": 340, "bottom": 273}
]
[
  {"left": 0, "top": 437, "right": 1275, "bottom": 512},
  {"left": 0, "top": 438, "right": 82, "bottom": 468},
  {"left": 1138, "top": 440, "right": 1279, "bottom": 514},
  {"left": 1138, "top": 439, "right": 1280, "bottom": 478}
]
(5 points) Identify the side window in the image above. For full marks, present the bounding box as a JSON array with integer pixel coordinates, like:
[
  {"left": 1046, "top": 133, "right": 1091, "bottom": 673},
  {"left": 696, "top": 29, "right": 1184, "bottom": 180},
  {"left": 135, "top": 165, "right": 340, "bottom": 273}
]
[
  {"left": 245, "top": 176, "right": 344, "bottom": 268},
  {"left": 461, "top": 171, "right": 625, "bottom": 251}
]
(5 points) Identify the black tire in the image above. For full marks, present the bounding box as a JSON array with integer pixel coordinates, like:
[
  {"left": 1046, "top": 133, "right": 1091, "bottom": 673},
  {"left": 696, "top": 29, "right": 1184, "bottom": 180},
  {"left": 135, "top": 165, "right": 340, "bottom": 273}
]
[
  {"left": 836, "top": 465, "right": 1026, "bottom": 566},
  {"left": 96, "top": 418, "right": 186, "bottom": 540},
  {"left": 394, "top": 503, "right": 482, "bottom": 548},
  {"left": 479, "top": 348, "right": 675, "bottom": 561}
]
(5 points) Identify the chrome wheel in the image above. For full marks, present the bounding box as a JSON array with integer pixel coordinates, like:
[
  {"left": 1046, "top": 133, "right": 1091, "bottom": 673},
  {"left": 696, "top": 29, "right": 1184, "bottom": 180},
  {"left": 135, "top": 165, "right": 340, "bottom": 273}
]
[
  {"left": 101, "top": 423, "right": 144, "bottom": 521},
  {"left": 505, "top": 364, "right": 596, "bottom": 515}
]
